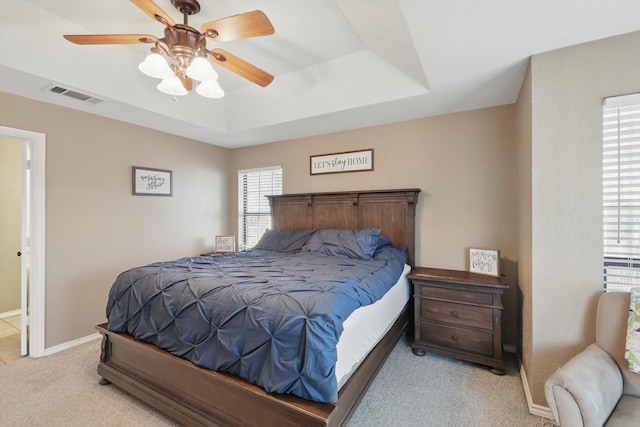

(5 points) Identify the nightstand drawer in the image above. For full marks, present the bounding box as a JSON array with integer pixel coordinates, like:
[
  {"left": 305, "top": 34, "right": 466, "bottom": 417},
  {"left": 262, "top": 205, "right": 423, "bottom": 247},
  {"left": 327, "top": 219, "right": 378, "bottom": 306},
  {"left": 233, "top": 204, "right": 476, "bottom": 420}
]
[
  {"left": 419, "top": 286, "right": 492, "bottom": 305},
  {"left": 421, "top": 300, "right": 493, "bottom": 329},
  {"left": 421, "top": 322, "right": 494, "bottom": 356}
]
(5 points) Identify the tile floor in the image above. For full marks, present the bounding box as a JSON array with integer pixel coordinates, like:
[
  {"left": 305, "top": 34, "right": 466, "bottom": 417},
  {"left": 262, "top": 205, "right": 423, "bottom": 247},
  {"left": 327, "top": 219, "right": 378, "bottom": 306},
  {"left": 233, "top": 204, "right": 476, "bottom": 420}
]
[{"left": 0, "top": 315, "right": 22, "bottom": 366}]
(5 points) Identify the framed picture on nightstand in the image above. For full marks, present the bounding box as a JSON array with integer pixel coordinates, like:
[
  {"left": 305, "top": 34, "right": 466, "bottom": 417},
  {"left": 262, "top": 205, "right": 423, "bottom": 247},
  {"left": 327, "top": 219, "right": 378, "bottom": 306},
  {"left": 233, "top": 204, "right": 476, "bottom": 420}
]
[
  {"left": 469, "top": 248, "right": 500, "bottom": 276},
  {"left": 215, "top": 236, "right": 236, "bottom": 252}
]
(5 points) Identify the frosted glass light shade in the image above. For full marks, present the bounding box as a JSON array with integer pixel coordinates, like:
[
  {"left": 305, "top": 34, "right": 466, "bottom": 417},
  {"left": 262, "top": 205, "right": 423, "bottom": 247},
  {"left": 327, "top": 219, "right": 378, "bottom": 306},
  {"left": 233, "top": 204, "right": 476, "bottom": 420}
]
[
  {"left": 186, "top": 57, "right": 218, "bottom": 81},
  {"left": 138, "top": 52, "right": 173, "bottom": 79},
  {"left": 157, "top": 76, "right": 187, "bottom": 96},
  {"left": 196, "top": 80, "right": 225, "bottom": 99}
]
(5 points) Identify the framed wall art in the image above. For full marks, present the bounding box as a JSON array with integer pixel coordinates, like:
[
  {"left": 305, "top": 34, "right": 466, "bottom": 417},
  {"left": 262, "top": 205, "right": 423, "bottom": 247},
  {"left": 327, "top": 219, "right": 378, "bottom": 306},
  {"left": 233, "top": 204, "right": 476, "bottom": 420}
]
[
  {"left": 469, "top": 248, "right": 500, "bottom": 277},
  {"left": 310, "top": 149, "right": 373, "bottom": 175},
  {"left": 215, "top": 235, "right": 236, "bottom": 252},
  {"left": 132, "top": 166, "right": 172, "bottom": 196}
]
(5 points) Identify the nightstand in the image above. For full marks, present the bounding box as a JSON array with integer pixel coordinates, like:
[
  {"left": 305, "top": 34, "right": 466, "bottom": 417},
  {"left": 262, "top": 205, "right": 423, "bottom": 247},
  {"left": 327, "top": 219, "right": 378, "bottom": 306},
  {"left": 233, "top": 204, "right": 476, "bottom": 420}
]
[{"left": 408, "top": 267, "right": 509, "bottom": 375}]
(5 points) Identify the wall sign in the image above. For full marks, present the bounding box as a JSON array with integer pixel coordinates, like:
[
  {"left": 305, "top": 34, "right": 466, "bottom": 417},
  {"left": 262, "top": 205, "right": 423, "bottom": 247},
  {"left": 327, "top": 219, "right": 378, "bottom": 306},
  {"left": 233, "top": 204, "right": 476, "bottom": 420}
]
[
  {"left": 469, "top": 248, "right": 500, "bottom": 276},
  {"left": 132, "top": 166, "right": 172, "bottom": 196},
  {"left": 310, "top": 149, "right": 374, "bottom": 175}
]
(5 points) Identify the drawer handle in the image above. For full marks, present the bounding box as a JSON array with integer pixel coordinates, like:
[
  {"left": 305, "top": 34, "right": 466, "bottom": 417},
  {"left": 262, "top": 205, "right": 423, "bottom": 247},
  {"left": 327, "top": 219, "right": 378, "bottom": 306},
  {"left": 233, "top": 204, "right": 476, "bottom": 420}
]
[
  {"left": 451, "top": 311, "right": 459, "bottom": 318},
  {"left": 451, "top": 335, "right": 458, "bottom": 341}
]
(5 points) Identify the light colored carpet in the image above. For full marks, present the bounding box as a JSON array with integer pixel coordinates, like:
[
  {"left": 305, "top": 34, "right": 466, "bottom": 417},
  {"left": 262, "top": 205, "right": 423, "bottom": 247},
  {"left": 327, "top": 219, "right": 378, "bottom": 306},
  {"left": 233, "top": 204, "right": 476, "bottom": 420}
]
[
  {"left": 348, "top": 338, "right": 548, "bottom": 427},
  {"left": 0, "top": 336, "right": 550, "bottom": 426}
]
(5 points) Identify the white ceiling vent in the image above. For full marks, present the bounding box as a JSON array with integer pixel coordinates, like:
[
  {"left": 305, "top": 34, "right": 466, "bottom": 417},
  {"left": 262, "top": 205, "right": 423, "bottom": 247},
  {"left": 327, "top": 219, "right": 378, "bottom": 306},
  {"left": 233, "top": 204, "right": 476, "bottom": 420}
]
[{"left": 47, "top": 85, "right": 105, "bottom": 104}]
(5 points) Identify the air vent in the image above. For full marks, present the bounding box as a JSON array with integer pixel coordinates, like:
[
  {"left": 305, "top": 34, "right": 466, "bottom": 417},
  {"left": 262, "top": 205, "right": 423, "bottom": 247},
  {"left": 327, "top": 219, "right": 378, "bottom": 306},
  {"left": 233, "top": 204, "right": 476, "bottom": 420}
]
[{"left": 46, "top": 85, "right": 105, "bottom": 104}]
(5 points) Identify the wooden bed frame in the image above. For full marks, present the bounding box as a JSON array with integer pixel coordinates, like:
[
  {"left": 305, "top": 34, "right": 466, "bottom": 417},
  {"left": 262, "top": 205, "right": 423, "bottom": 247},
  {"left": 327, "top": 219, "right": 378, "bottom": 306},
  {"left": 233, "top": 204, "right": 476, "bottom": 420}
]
[{"left": 96, "top": 188, "right": 421, "bottom": 427}]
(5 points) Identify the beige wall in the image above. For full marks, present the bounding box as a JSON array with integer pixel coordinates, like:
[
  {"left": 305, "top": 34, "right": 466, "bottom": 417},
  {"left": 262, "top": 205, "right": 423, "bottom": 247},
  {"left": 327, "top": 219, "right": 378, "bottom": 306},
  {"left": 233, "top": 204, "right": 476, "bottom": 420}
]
[
  {"left": 515, "top": 63, "right": 533, "bottom": 380},
  {"left": 2, "top": 90, "right": 521, "bottom": 352},
  {"left": 0, "top": 92, "right": 231, "bottom": 347},
  {"left": 517, "top": 31, "right": 640, "bottom": 406},
  {"left": 231, "top": 105, "right": 520, "bottom": 348},
  {"left": 0, "top": 136, "right": 22, "bottom": 313}
]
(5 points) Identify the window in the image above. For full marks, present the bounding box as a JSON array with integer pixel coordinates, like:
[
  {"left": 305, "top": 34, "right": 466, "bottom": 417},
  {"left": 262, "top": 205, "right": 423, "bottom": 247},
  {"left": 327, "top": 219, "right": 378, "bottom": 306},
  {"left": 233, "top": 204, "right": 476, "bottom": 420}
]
[
  {"left": 603, "top": 93, "right": 640, "bottom": 292},
  {"left": 238, "top": 166, "right": 282, "bottom": 249}
]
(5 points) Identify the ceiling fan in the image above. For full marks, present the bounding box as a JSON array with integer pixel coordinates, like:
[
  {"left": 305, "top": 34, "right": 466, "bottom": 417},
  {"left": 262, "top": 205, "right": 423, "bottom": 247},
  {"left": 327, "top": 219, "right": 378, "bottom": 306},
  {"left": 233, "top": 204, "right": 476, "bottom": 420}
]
[{"left": 63, "top": 0, "right": 275, "bottom": 99}]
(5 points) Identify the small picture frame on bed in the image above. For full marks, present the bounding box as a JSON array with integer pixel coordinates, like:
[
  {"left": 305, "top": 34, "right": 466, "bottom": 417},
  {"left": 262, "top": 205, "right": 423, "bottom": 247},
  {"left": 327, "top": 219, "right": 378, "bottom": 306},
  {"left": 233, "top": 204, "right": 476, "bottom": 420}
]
[
  {"left": 132, "top": 166, "right": 172, "bottom": 196},
  {"left": 469, "top": 248, "right": 500, "bottom": 276},
  {"left": 215, "top": 236, "right": 236, "bottom": 252}
]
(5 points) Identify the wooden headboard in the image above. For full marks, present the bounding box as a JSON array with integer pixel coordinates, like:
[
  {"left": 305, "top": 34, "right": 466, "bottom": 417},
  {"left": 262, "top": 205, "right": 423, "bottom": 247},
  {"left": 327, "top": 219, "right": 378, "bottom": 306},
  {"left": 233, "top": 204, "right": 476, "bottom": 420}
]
[{"left": 267, "top": 188, "right": 421, "bottom": 266}]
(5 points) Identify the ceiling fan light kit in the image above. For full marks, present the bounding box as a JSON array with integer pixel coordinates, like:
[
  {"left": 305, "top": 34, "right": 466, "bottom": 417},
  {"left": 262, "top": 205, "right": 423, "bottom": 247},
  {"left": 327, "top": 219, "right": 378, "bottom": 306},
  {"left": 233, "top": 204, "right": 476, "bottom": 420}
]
[
  {"left": 157, "top": 75, "right": 188, "bottom": 96},
  {"left": 185, "top": 56, "right": 219, "bottom": 82},
  {"left": 64, "top": 0, "right": 275, "bottom": 100},
  {"left": 196, "top": 80, "right": 225, "bottom": 99},
  {"left": 138, "top": 51, "right": 174, "bottom": 79}
]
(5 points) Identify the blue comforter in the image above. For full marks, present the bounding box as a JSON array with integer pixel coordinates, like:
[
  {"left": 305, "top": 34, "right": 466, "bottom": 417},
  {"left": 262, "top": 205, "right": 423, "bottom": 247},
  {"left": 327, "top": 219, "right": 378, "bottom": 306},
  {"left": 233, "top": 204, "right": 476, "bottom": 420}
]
[{"left": 106, "top": 246, "right": 406, "bottom": 403}]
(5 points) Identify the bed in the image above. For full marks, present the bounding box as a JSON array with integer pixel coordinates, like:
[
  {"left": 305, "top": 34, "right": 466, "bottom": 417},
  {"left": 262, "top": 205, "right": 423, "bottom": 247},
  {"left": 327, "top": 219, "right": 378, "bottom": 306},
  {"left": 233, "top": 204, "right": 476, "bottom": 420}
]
[{"left": 96, "top": 188, "right": 421, "bottom": 426}]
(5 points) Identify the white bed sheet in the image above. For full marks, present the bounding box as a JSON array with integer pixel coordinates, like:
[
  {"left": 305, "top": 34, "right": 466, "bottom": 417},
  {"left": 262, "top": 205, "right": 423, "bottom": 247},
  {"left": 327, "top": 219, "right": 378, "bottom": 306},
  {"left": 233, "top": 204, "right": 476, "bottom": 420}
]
[{"left": 336, "top": 263, "right": 411, "bottom": 389}]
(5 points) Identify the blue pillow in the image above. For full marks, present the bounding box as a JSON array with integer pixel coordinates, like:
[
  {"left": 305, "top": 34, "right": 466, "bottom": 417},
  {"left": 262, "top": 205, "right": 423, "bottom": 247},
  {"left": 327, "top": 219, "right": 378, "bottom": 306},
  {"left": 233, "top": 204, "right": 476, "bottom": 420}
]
[
  {"left": 254, "top": 229, "right": 316, "bottom": 253},
  {"left": 301, "top": 229, "right": 382, "bottom": 260}
]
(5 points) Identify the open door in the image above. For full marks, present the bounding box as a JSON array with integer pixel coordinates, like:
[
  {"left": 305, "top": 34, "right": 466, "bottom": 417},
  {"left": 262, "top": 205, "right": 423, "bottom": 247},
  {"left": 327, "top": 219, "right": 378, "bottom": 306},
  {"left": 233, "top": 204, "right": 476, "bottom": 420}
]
[
  {"left": 20, "top": 141, "right": 30, "bottom": 356},
  {"left": 0, "top": 125, "right": 45, "bottom": 358},
  {"left": 0, "top": 136, "right": 23, "bottom": 354}
]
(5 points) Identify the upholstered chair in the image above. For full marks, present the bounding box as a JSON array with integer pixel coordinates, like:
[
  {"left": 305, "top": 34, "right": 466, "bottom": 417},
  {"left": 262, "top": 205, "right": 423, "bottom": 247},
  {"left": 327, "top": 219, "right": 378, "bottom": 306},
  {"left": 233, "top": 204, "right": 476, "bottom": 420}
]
[{"left": 545, "top": 291, "right": 640, "bottom": 426}]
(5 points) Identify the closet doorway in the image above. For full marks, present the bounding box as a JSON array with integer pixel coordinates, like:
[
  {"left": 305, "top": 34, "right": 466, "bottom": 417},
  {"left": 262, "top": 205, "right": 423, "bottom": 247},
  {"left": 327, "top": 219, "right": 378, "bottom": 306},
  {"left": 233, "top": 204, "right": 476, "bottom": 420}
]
[{"left": 0, "top": 126, "right": 45, "bottom": 359}]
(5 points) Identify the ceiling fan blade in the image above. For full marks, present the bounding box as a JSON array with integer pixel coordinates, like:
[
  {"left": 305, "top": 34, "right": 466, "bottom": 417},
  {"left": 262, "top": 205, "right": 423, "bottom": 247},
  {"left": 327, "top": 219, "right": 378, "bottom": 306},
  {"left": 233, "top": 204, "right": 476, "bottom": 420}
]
[
  {"left": 130, "top": 0, "right": 176, "bottom": 26},
  {"left": 63, "top": 34, "right": 159, "bottom": 45},
  {"left": 208, "top": 49, "right": 274, "bottom": 87},
  {"left": 201, "top": 10, "right": 274, "bottom": 41}
]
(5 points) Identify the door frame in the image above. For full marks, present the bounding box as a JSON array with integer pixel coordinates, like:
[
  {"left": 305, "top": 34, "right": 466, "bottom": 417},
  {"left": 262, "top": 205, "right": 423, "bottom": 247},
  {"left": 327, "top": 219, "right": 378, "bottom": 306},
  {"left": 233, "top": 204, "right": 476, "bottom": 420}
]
[{"left": 0, "top": 126, "right": 45, "bottom": 357}]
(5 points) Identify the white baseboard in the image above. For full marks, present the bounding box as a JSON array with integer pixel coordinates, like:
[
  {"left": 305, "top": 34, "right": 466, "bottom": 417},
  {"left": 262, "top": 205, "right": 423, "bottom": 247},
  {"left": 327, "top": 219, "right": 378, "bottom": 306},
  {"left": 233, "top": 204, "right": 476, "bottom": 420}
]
[
  {"left": 0, "top": 309, "right": 21, "bottom": 319},
  {"left": 41, "top": 332, "right": 101, "bottom": 357},
  {"left": 518, "top": 357, "right": 555, "bottom": 421}
]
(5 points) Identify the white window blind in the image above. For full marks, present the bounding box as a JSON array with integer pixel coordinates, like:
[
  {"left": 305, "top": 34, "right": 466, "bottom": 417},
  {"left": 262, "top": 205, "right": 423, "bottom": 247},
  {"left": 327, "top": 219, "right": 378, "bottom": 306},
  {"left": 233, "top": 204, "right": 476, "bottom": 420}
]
[
  {"left": 237, "top": 166, "right": 282, "bottom": 249},
  {"left": 603, "top": 93, "right": 640, "bottom": 292}
]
